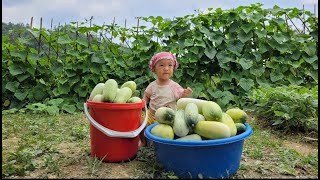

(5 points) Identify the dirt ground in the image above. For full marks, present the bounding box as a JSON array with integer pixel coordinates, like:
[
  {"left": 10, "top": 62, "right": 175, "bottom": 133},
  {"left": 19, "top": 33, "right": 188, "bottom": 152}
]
[
  {"left": 4, "top": 113, "right": 318, "bottom": 179},
  {"left": 8, "top": 135, "right": 317, "bottom": 179}
]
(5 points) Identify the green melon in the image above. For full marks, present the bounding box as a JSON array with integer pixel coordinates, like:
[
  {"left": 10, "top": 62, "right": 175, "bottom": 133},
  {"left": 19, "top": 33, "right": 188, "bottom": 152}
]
[
  {"left": 202, "top": 101, "right": 223, "bottom": 121},
  {"left": 226, "top": 108, "right": 248, "bottom": 124}
]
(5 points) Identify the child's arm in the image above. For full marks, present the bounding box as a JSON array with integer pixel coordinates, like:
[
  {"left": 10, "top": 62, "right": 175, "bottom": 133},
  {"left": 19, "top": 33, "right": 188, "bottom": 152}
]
[
  {"left": 181, "top": 87, "right": 193, "bottom": 98},
  {"left": 142, "top": 93, "right": 149, "bottom": 104},
  {"left": 142, "top": 90, "right": 151, "bottom": 111}
]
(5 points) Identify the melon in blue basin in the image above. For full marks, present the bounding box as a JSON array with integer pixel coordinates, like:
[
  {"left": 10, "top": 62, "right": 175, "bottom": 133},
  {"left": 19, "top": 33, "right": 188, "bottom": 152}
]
[{"left": 144, "top": 122, "right": 253, "bottom": 179}]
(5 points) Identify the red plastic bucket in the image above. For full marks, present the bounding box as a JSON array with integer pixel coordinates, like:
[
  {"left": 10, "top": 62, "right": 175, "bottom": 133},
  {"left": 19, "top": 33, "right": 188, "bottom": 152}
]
[{"left": 84, "top": 100, "right": 147, "bottom": 162}]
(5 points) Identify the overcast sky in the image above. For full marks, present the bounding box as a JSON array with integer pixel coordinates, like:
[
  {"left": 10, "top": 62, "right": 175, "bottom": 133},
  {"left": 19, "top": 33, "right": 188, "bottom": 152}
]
[{"left": 2, "top": 0, "right": 318, "bottom": 29}]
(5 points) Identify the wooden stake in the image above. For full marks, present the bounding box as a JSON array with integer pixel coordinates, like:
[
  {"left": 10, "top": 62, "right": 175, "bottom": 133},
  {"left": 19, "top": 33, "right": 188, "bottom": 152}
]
[{"left": 30, "top": 17, "right": 33, "bottom": 29}]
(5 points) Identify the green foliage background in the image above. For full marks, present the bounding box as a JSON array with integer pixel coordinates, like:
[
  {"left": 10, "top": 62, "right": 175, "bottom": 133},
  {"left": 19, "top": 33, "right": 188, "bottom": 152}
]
[{"left": 2, "top": 4, "right": 318, "bottom": 113}]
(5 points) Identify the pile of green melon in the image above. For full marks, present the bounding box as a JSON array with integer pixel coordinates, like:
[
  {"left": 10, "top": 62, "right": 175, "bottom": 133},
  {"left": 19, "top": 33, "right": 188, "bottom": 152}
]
[
  {"left": 88, "top": 79, "right": 142, "bottom": 103},
  {"left": 151, "top": 98, "right": 248, "bottom": 141}
]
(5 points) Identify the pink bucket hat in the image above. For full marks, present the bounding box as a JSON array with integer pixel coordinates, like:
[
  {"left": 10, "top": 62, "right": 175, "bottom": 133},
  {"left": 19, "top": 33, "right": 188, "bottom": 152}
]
[{"left": 148, "top": 52, "right": 178, "bottom": 71}]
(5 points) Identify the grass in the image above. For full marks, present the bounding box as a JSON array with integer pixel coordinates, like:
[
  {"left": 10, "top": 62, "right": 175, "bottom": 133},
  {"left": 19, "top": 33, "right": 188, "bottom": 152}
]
[{"left": 2, "top": 112, "right": 318, "bottom": 178}]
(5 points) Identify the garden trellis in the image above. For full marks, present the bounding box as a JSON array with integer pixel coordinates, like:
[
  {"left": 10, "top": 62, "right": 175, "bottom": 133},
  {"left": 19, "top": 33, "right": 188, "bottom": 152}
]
[{"left": 2, "top": 3, "right": 318, "bottom": 113}]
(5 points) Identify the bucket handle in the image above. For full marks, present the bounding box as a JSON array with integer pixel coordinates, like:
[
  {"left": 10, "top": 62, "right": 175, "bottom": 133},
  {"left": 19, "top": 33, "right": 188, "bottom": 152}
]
[{"left": 83, "top": 102, "right": 148, "bottom": 138}]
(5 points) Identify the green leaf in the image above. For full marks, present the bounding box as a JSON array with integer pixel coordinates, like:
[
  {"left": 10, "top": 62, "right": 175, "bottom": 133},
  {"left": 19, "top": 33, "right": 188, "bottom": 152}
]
[
  {"left": 238, "top": 30, "right": 252, "bottom": 43},
  {"left": 272, "top": 17, "right": 286, "bottom": 27},
  {"left": 184, "top": 39, "right": 193, "bottom": 46},
  {"left": 241, "top": 23, "right": 255, "bottom": 34},
  {"left": 26, "top": 103, "right": 47, "bottom": 111},
  {"left": 27, "top": 29, "right": 40, "bottom": 38},
  {"left": 267, "top": 39, "right": 280, "bottom": 49},
  {"left": 195, "top": 39, "right": 206, "bottom": 48},
  {"left": 304, "top": 69, "right": 318, "bottom": 81},
  {"left": 74, "top": 85, "right": 89, "bottom": 98},
  {"left": 62, "top": 104, "right": 77, "bottom": 113},
  {"left": 48, "top": 98, "right": 64, "bottom": 107},
  {"left": 67, "top": 50, "right": 81, "bottom": 59},
  {"left": 273, "top": 32, "right": 287, "bottom": 44},
  {"left": 287, "top": 75, "right": 303, "bottom": 85},
  {"left": 33, "top": 86, "right": 47, "bottom": 100},
  {"left": 239, "top": 78, "right": 254, "bottom": 91},
  {"left": 227, "top": 40, "right": 244, "bottom": 55},
  {"left": 302, "top": 54, "right": 317, "bottom": 64},
  {"left": 222, "top": 90, "right": 234, "bottom": 101},
  {"left": 140, "top": 40, "right": 153, "bottom": 51},
  {"left": 75, "top": 38, "right": 88, "bottom": 47},
  {"left": 68, "top": 76, "right": 80, "bottom": 87},
  {"left": 57, "top": 34, "right": 72, "bottom": 44},
  {"left": 265, "top": 61, "right": 277, "bottom": 69},
  {"left": 204, "top": 47, "right": 217, "bottom": 59},
  {"left": 212, "top": 34, "right": 224, "bottom": 46},
  {"left": 309, "top": 30, "right": 318, "bottom": 40},
  {"left": 39, "top": 78, "right": 46, "bottom": 85},
  {"left": 229, "top": 21, "right": 241, "bottom": 33},
  {"left": 176, "top": 26, "right": 188, "bottom": 36},
  {"left": 290, "top": 51, "right": 301, "bottom": 60},
  {"left": 258, "top": 41, "right": 269, "bottom": 53},
  {"left": 303, "top": 42, "right": 316, "bottom": 56},
  {"left": 115, "top": 59, "right": 126, "bottom": 67},
  {"left": 211, "top": 90, "right": 224, "bottom": 99},
  {"left": 46, "top": 105, "right": 60, "bottom": 115},
  {"left": 14, "top": 89, "right": 29, "bottom": 101},
  {"left": 8, "top": 64, "right": 24, "bottom": 76},
  {"left": 9, "top": 51, "right": 27, "bottom": 60},
  {"left": 174, "top": 69, "right": 182, "bottom": 79},
  {"left": 65, "top": 69, "right": 76, "bottom": 77},
  {"left": 186, "top": 68, "right": 196, "bottom": 77},
  {"left": 270, "top": 71, "right": 284, "bottom": 82},
  {"left": 91, "top": 54, "right": 103, "bottom": 63},
  {"left": 287, "top": 59, "right": 303, "bottom": 68},
  {"left": 58, "top": 84, "right": 71, "bottom": 95},
  {"left": 239, "top": 12, "right": 247, "bottom": 20},
  {"left": 277, "top": 44, "right": 289, "bottom": 54},
  {"left": 16, "top": 74, "right": 30, "bottom": 82},
  {"left": 221, "top": 72, "right": 232, "bottom": 82},
  {"left": 219, "top": 61, "right": 231, "bottom": 71},
  {"left": 250, "top": 65, "right": 265, "bottom": 77},
  {"left": 90, "top": 63, "right": 103, "bottom": 74},
  {"left": 239, "top": 58, "right": 253, "bottom": 70},
  {"left": 251, "top": 13, "right": 263, "bottom": 23},
  {"left": 28, "top": 53, "right": 39, "bottom": 65},
  {"left": 255, "top": 29, "right": 267, "bottom": 38},
  {"left": 51, "top": 62, "right": 63, "bottom": 77},
  {"left": 18, "top": 37, "right": 33, "bottom": 46},
  {"left": 5, "top": 81, "right": 20, "bottom": 92},
  {"left": 178, "top": 39, "right": 186, "bottom": 49},
  {"left": 199, "top": 26, "right": 211, "bottom": 36},
  {"left": 190, "top": 47, "right": 199, "bottom": 54},
  {"left": 256, "top": 77, "right": 271, "bottom": 88}
]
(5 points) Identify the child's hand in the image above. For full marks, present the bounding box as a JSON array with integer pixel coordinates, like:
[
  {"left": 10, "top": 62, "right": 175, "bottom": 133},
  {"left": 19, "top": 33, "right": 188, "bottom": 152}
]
[{"left": 181, "top": 87, "right": 193, "bottom": 98}]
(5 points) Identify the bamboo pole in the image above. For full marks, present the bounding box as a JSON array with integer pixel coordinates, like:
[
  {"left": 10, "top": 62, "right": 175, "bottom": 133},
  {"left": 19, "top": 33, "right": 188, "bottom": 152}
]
[
  {"left": 110, "top": 17, "right": 116, "bottom": 42},
  {"left": 64, "top": 23, "right": 67, "bottom": 54},
  {"left": 303, "top": 5, "right": 305, "bottom": 33},
  {"left": 136, "top": 17, "right": 139, "bottom": 37},
  {"left": 49, "top": 18, "right": 53, "bottom": 58},
  {"left": 38, "top": 17, "right": 42, "bottom": 54},
  {"left": 30, "top": 17, "right": 33, "bottom": 29},
  {"left": 56, "top": 22, "right": 60, "bottom": 58}
]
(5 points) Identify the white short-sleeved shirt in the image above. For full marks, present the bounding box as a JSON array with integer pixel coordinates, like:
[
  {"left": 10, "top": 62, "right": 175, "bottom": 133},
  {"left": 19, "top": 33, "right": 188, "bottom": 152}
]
[{"left": 144, "top": 79, "right": 184, "bottom": 119}]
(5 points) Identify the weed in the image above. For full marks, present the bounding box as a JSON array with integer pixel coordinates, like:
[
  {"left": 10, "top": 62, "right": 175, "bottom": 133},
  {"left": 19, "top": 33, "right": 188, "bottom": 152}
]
[{"left": 85, "top": 156, "right": 105, "bottom": 176}]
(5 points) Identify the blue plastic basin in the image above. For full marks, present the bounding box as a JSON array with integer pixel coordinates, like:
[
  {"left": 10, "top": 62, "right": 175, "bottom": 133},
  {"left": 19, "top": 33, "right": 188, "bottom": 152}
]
[{"left": 144, "top": 122, "right": 253, "bottom": 179}]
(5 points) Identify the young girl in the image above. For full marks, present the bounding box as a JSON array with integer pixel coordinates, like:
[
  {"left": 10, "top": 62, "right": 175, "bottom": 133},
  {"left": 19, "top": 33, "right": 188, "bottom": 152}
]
[{"left": 140, "top": 51, "right": 193, "bottom": 147}]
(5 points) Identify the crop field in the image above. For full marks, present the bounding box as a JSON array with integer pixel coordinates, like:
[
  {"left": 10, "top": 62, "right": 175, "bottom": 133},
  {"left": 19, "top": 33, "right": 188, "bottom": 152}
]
[{"left": 2, "top": 112, "right": 318, "bottom": 179}]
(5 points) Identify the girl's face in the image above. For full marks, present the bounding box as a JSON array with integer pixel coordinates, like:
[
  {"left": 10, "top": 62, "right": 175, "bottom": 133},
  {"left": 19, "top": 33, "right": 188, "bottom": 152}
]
[{"left": 153, "top": 59, "right": 174, "bottom": 81}]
